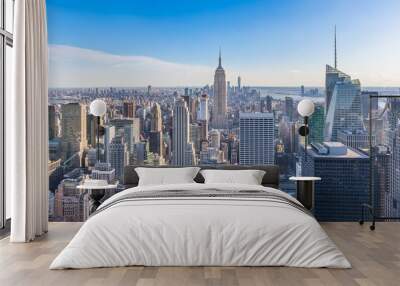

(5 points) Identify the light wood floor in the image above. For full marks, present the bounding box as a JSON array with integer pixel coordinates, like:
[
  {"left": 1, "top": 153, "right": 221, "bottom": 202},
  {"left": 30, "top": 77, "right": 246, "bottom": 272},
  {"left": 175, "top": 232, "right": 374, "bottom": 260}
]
[{"left": 0, "top": 222, "right": 399, "bottom": 286}]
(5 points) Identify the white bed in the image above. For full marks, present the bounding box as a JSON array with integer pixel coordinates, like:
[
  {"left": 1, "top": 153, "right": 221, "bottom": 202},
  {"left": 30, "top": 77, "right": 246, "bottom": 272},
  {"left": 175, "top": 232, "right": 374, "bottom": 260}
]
[{"left": 50, "top": 183, "right": 350, "bottom": 269}]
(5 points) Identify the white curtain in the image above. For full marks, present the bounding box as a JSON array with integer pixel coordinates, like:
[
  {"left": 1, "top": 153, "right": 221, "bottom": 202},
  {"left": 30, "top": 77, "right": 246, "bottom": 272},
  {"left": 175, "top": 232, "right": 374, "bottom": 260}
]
[{"left": 7, "top": 0, "right": 49, "bottom": 242}]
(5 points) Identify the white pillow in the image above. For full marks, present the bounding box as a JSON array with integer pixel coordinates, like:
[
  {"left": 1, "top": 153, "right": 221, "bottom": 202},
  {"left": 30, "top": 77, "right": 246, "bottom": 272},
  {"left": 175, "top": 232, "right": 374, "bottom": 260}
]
[
  {"left": 200, "top": 169, "right": 266, "bottom": 185},
  {"left": 135, "top": 167, "right": 201, "bottom": 186}
]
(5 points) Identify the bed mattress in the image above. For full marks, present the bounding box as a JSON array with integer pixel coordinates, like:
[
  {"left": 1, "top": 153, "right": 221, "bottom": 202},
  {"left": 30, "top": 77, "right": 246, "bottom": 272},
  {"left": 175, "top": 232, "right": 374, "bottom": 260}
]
[{"left": 50, "top": 183, "right": 350, "bottom": 269}]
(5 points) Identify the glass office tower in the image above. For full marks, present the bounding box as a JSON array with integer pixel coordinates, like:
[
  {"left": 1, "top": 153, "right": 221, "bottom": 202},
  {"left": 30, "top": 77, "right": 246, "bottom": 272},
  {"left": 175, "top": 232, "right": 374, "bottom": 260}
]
[
  {"left": 309, "top": 105, "right": 325, "bottom": 144},
  {"left": 239, "top": 112, "right": 275, "bottom": 165},
  {"left": 324, "top": 66, "right": 364, "bottom": 141},
  {"left": 301, "top": 142, "right": 369, "bottom": 221},
  {"left": 325, "top": 65, "right": 350, "bottom": 112}
]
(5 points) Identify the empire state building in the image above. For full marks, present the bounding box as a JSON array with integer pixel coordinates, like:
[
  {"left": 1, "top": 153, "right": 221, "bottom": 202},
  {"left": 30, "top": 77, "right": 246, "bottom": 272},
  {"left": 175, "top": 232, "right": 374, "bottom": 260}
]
[{"left": 212, "top": 50, "right": 227, "bottom": 129}]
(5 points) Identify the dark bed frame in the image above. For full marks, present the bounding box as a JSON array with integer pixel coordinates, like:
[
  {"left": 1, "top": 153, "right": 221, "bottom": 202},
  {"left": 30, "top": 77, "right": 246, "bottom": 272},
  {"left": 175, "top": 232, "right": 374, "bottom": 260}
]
[{"left": 123, "top": 165, "right": 280, "bottom": 189}]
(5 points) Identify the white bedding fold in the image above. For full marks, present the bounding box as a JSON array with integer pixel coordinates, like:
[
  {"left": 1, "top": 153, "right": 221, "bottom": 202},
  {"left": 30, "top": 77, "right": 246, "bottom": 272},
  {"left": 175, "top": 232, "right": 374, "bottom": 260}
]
[{"left": 50, "top": 183, "right": 351, "bottom": 269}]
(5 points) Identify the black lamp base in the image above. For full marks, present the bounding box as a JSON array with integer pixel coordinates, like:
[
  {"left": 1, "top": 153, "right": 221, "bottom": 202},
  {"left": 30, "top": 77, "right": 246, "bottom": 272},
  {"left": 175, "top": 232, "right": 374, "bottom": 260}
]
[{"left": 298, "top": 125, "right": 309, "bottom": 136}]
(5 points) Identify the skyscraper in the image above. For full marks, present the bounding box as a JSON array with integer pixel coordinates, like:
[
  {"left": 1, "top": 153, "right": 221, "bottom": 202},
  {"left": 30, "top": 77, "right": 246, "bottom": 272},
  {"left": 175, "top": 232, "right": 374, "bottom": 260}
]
[
  {"left": 212, "top": 50, "right": 227, "bottom": 129},
  {"left": 86, "top": 148, "right": 97, "bottom": 167},
  {"left": 308, "top": 105, "right": 324, "bottom": 144},
  {"left": 123, "top": 101, "right": 136, "bottom": 118},
  {"left": 172, "top": 98, "right": 194, "bottom": 166},
  {"left": 149, "top": 131, "right": 162, "bottom": 155},
  {"left": 337, "top": 129, "right": 376, "bottom": 150},
  {"left": 48, "top": 159, "right": 63, "bottom": 192},
  {"left": 324, "top": 68, "right": 363, "bottom": 141},
  {"left": 182, "top": 95, "right": 190, "bottom": 111},
  {"left": 132, "top": 117, "right": 141, "bottom": 143},
  {"left": 190, "top": 97, "right": 199, "bottom": 123},
  {"left": 239, "top": 112, "right": 275, "bottom": 165},
  {"left": 151, "top": 103, "right": 162, "bottom": 132},
  {"left": 209, "top": 129, "right": 220, "bottom": 149},
  {"left": 110, "top": 118, "right": 140, "bottom": 152},
  {"left": 360, "top": 91, "right": 378, "bottom": 120},
  {"left": 262, "top": 96, "right": 273, "bottom": 113},
  {"left": 61, "top": 103, "right": 88, "bottom": 161},
  {"left": 301, "top": 142, "right": 369, "bottom": 221},
  {"left": 149, "top": 103, "right": 163, "bottom": 156},
  {"left": 123, "top": 124, "right": 135, "bottom": 153},
  {"left": 371, "top": 146, "right": 390, "bottom": 217},
  {"left": 388, "top": 128, "right": 400, "bottom": 218},
  {"left": 387, "top": 98, "right": 400, "bottom": 130},
  {"left": 197, "top": 93, "right": 209, "bottom": 127},
  {"left": 107, "top": 136, "right": 128, "bottom": 181},
  {"left": 55, "top": 178, "right": 87, "bottom": 222},
  {"left": 325, "top": 65, "right": 351, "bottom": 113},
  {"left": 237, "top": 76, "right": 241, "bottom": 92},
  {"left": 185, "top": 142, "right": 196, "bottom": 165},
  {"left": 285, "top": 97, "right": 294, "bottom": 122},
  {"left": 289, "top": 122, "right": 300, "bottom": 154},
  {"left": 190, "top": 124, "right": 201, "bottom": 154},
  {"left": 132, "top": 142, "right": 147, "bottom": 165},
  {"left": 48, "top": 105, "right": 58, "bottom": 140},
  {"left": 228, "top": 137, "right": 239, "bottom": 164},
  {"left": 198, "top": 120, "right": 208, "bottom": 142},
  {"left": 104, "top": 125, "right": 116, "bottom": 162},
  {"left": 86, "top": 113, "right": 103, "bottom": 148}
]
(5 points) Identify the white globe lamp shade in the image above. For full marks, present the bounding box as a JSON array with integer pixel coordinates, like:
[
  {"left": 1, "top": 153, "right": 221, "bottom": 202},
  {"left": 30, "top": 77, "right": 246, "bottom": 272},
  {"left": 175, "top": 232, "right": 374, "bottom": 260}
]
[
  {"left": 90, "top": 99, "right": 107, "bottom": 117},
  {"left": 297, "top": 99, "right": 315, "bottom": 117}
]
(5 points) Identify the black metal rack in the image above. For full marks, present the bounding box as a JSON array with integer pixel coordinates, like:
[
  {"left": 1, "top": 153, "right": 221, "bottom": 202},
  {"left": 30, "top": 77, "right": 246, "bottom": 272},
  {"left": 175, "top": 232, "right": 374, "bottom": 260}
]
[{"left": 360, "top": 94, "right": 400, "bottom": 230}]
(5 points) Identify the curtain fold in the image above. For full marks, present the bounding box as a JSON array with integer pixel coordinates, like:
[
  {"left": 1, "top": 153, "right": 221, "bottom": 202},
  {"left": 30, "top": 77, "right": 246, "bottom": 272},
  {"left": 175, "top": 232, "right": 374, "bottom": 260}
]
[{"left": 7, "top": 0, "right": 48, "bottom": 242}]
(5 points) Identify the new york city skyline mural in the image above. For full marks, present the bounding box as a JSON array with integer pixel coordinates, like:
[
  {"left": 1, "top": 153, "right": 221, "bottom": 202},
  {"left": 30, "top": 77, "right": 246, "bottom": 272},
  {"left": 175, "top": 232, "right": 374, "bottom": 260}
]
[{"left": 46, "top": 0, "right": 400, "bottom": 222}]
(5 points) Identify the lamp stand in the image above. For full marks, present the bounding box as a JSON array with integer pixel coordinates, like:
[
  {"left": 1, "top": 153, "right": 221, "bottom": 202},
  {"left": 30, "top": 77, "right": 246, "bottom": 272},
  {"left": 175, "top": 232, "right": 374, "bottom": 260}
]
[
  {"left": 298, "top": 116, "right": 310, "bottom": 162},
  {"left": 97, "top": 116, "right": 100, "bottom": 162},
  {"left": 305, "top": 116, "right": 308, "bottom": 162}
]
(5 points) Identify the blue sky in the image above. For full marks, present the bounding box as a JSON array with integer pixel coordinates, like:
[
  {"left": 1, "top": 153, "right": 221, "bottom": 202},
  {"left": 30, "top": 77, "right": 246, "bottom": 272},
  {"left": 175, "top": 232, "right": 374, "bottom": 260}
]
[{"left": 47, "top": 0, "right": 400, "bottom": 87}]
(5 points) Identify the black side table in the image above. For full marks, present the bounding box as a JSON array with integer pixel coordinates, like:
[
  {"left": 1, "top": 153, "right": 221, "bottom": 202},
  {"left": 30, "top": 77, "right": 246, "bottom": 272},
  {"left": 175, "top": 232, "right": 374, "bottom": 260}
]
[
  {"left": 77, "top": 184, "right": 118, "bottom": 214},
  {"left": 289, "top": 176, "right": 321, "bottom": 212}
]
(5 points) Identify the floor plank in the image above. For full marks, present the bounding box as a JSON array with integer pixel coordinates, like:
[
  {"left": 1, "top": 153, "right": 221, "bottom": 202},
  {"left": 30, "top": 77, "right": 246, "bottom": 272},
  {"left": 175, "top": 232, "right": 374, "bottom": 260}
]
[{"left": 0, "top": 222, "right": 399, "bottom": 286}]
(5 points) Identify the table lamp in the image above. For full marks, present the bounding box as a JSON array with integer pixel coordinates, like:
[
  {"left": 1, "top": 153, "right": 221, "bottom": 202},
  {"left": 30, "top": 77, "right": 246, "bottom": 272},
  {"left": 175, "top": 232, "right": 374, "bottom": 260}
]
[
  {"left": 297, "top": 99, "right": 315, "bottom": 161},
  {"left": 89, "top": 99, "right": 107, "bottom": 162}
]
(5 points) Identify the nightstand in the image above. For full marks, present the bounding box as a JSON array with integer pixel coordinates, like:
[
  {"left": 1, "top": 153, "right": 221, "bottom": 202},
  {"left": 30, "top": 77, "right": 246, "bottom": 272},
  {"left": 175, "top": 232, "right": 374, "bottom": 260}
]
[
  {"left": 77, "top": 184, "right": 118, "bottom": 214},
  {"left": 289, "top": 176, "right": 321, "bottom": 212}
]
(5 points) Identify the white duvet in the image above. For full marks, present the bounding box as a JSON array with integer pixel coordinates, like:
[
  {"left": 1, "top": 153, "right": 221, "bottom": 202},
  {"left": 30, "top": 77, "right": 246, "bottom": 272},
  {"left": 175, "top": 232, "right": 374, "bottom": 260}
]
[{"left": 50, "top": 183, "right": 351, "bottom": 269}]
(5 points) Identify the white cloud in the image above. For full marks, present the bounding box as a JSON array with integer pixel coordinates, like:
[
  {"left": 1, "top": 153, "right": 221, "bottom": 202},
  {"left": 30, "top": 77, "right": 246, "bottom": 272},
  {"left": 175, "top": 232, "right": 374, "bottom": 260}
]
[
  {"left": 49, "top": 45, "right": 400, "bottom": 88},
  {"left": 48, "top": 45, "right": 214, "bottom": 88},
  {"left": 48, "top": 45, "right": 325, "bottom": 88}
]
